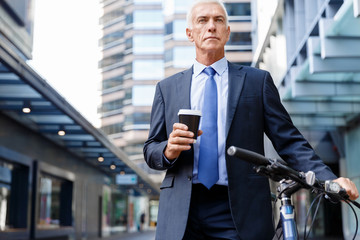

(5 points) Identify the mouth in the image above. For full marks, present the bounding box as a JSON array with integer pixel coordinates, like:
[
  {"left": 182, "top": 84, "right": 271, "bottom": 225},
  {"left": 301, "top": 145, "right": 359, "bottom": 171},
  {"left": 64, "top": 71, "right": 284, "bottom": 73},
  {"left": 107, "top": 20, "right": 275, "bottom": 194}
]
[{"left": 205, "top": 36, "right": 219, "bottom": 41}]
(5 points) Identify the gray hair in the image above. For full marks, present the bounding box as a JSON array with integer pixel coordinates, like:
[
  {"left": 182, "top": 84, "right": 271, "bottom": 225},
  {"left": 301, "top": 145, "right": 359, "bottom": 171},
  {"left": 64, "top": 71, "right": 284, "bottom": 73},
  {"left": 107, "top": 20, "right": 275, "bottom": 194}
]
[{"left": 186, "top": 0, "right": 229, "bottom": 29}]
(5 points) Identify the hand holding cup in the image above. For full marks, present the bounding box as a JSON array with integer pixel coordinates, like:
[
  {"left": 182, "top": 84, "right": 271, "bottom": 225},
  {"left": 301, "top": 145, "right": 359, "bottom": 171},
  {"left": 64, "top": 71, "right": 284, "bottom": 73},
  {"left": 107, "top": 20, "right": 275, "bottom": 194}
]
[
  {"left": 164, "top": 109, "right": 202, "bottom": 160},
  {"left": 178, "top": 109, "right": 202, "bottom": 143}
]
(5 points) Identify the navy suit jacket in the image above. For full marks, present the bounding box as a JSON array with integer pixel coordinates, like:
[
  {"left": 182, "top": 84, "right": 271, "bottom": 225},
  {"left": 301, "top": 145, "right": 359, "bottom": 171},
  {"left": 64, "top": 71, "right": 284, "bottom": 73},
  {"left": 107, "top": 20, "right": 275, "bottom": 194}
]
[{"left": 143, "top": 62, "right": 336, "bottom": 240}]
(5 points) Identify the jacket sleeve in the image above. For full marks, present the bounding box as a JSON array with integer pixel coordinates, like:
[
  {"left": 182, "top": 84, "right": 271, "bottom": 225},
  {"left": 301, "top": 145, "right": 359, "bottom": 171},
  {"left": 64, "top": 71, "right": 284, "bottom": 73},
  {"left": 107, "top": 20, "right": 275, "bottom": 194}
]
[
  {"left": 143, "top": 83, "right": 174, "bottom": 170},
  {"left": 262, "top": 72, "right": 337, "bottom": 181}
]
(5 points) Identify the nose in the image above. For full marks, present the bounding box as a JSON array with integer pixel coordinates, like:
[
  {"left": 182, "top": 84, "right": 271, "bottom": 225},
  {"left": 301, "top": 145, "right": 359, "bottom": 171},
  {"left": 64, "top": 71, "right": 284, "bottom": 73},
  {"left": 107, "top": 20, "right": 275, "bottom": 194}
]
[{"left": 207, "top": 19, "right": 216, "bottom": 32}]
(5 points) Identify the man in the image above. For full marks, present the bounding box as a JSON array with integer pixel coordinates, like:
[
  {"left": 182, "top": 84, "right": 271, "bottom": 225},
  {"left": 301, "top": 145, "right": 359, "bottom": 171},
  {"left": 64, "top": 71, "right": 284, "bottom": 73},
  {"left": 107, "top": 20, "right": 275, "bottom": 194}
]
[{"left": 143, "top": 0, "right": 359, "bottom": 239}]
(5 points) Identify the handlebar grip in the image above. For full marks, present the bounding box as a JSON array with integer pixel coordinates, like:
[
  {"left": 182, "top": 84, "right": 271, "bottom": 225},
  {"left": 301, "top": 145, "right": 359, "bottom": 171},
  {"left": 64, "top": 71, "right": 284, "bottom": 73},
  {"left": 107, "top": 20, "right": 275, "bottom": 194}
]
[
  {"left": 227, "top": 146, "right": 270, "bottom": 166},
  {"left": 324, "top": 180, "right": 350, "bottom": 203},
  {"left": 324, "top": 180, "right": 349, "bottom": 198}
]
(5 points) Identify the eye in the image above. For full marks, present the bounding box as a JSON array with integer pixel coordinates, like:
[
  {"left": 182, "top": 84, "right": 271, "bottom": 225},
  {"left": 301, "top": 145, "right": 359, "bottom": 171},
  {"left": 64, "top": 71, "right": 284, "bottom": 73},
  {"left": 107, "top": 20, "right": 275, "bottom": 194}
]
[{"left": 197, "top": 17, "right": 207, "bottom": 24}]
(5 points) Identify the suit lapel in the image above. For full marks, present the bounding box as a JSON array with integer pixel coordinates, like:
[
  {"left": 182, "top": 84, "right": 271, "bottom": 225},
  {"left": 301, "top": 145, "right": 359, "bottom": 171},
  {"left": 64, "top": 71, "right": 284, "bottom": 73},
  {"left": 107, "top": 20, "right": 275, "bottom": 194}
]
[
  {"left": 176, "top": 67, "right": 193, "bottom": 109},
  {"left": 174, "top": 64, "right": 245, "bottom": 137},
  {"left": 226, "top": 62, "right": 246, "bottom": 137}
]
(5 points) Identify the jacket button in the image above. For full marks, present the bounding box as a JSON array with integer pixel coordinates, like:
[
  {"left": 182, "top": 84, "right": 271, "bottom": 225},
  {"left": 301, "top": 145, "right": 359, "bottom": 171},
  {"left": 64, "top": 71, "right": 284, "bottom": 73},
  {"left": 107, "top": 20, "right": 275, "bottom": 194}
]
[{"left": 187, "top": 176, "right": 192, "bottom": 181}]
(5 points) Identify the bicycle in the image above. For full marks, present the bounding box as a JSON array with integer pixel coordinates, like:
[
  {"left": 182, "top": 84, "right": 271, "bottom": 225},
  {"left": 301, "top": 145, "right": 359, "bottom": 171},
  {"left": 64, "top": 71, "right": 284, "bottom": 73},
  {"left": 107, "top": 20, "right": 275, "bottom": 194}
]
[{"left": 227, "top": 146, "right": 360, "bottom": 240}]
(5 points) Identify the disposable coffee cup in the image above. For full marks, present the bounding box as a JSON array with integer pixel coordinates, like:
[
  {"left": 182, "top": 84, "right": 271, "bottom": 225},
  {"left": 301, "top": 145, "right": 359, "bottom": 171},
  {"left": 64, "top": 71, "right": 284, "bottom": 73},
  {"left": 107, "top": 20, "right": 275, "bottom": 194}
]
[{"left": 178, "top": 109, "right": 202, "bottom": 143}]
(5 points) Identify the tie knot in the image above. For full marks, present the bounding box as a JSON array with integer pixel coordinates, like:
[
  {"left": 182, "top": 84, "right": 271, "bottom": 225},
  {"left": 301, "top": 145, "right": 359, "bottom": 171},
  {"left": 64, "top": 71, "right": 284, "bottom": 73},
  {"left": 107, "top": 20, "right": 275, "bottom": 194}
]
[{"left": 203, "top": 67, "right": 216, "bottom": 77}]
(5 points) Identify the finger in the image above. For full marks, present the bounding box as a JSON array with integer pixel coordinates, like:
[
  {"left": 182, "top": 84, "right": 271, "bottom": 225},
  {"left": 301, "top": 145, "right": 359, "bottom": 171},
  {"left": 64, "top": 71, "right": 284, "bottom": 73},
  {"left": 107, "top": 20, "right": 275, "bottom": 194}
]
[
  {"left": 198, "top": 130, "right": 203, "bottom": 136},
  {"left": 167, "top": 143, "right": 192, "bottom": 152},
  {"left": 167, "top": 137, "right": 193, "bottom": 153},
  {"left": 334, "top": 178, "right": 359, "bottom": 200},
  {"left": 169, "top": 135, "right": 194, "bottom": 145},
  {"left": 170, "top": 129, "right": 194, "bottom": 139},
  {"left": 348, "top": 181, "right": 359, "bottom": 200},
  {"left": 173, "top": 122, "right": 188, "bottom": 131}
]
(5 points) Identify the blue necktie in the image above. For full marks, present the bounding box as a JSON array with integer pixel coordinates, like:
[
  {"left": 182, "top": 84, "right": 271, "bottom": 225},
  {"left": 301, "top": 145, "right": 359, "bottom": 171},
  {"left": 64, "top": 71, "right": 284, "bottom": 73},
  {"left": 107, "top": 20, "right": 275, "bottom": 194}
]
[{"left": 198, "top": 67, "right": 219, "bottom": 189}]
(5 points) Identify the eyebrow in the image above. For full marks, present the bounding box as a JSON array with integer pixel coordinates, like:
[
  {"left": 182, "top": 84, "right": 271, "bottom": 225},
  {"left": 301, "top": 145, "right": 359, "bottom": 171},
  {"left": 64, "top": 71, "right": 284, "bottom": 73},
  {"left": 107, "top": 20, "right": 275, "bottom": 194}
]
[
  {"left": 196, "top": 15, "right": 225, "bottom": 20},
  {"left": 215, "top": 16, "right": 225, "bottom": 20}
]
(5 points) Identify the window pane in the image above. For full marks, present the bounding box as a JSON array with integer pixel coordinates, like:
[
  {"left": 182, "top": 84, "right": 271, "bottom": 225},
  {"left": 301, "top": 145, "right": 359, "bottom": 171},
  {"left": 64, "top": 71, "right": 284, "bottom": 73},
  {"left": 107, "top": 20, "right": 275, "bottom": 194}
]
[
  {"left": 38, "top": 173, "right": 73, "bottom": 228},
  {"left": 102, "top": 99, "right": 123, "bottom": 112},
  {"left": 165, "top": 49, "right": 173, "bottom": 63},
  {"left": 173, "top": 20, "right": 187, "bottom": 40},
  {"left": 0, "top": 164, "right": 11, "bottom": 231},
  {"left": 133, "top": 112, "right": 151, "bottom": 124},
  {"left": 165, "top": 22, "right": 173, "bottom": 35},
  {"left": 133, "top": 60, "right": 164, "bottom": 80},
  {"left": 111, "top": 193, "right": 127, "bottom": 232},
  {"left": 100, "top": 53, "right": 124, "bottom": 68},
  {"left": 101, "top": 123, "right": 123, "bottom": 135},
  {"left": 100, "top": 31, "right": 124, "bottom": 47},
  {"left": 133, "top": 35, "right": 164, "bottom": 54},
  {"left": 101, "top": 9, "right": 124, "bottom": 25},
  {"left": 133, "top": 10, "right": 163, "bottom": 29},
  {"left": 0, "top": 160, "right": 29, "bottom": 231},
  {"left": 173, "top": 46, "right": 195, "bottom": 68},
  {"left": 174, "top": 0, "right": 193, "bottom": 13},
  {"left": 224, "top": 3, "right": 251, "bottom": 16},
  {"left": 227, "top": 32, "right": 252, "bottom": 45},
  {"left": 132, "top": 85, "right": 155, "bottom": 106},
  {"left": 102, "top": 76, "right": 123, "bottom": 90}
]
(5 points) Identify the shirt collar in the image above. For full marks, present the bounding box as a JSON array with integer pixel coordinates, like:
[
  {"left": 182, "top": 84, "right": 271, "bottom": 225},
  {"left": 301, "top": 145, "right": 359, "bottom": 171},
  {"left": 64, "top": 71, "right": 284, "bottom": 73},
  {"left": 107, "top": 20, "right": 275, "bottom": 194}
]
[{"left": 193, "top": 57, "right": 228, "bottom": 78}]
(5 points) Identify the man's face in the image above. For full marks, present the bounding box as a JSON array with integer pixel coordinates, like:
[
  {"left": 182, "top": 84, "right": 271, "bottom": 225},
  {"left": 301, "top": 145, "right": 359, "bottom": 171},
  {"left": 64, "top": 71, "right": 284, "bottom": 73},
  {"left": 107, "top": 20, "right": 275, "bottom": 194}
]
[{"left": 186, "top": 3, "right": 230, "bottom": 54}]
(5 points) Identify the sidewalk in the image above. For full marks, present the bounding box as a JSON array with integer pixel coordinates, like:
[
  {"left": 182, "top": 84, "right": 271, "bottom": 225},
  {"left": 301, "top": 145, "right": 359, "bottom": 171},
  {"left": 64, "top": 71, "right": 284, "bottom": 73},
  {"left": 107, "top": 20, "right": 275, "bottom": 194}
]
[{"left": 107, "top": 230, "right": 156, "bottom": 240}]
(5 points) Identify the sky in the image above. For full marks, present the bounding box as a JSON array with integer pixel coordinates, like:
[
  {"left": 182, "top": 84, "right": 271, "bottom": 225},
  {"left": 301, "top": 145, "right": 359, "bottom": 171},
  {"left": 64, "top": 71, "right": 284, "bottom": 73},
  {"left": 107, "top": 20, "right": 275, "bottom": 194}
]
[{"left": 29, "top": 0, "right": 102, "bottom": 127}]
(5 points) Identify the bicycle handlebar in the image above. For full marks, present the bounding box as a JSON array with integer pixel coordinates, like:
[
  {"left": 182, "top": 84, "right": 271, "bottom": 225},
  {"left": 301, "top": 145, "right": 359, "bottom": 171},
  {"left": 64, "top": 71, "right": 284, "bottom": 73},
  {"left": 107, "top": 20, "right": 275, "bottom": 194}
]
[
  {"left": 227, "top": 146, "right": 311, "bottom": 185},
  {"left": 227, "top": 146, "right": 350, "bottom": 201},
  {"left": 227, "top": 146, "right": 269, "bottom": 166},
  {"left": 227, "top": 146, "right": 360, "bottom": 240}
]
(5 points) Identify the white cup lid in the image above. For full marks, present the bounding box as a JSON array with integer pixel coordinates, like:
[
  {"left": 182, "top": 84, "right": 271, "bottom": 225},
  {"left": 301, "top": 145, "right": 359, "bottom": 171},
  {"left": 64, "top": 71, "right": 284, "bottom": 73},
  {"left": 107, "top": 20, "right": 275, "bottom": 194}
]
[{"left": 178, "top": 109, "right": 202, "bottom": 116}]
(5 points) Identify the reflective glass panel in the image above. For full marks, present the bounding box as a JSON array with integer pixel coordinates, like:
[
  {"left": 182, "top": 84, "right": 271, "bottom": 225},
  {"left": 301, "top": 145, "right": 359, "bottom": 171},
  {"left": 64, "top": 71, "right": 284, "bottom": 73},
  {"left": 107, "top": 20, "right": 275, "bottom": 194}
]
[
  {"left": 38, "top": 173, "right": 73, "bottom": 228},
  {"left": 227, "top": 32, "right": 252, "bottom": 45},
  {"left": 132, "top": 85, "right": 156, "bottom": 106},
  {"left": 224, "top": 3, "right": 251, "bottom": 16},
  {"left": 173, "top": 20, "right": 187, "bottom": 40},
  {"left": 133, "top": 60, "right": 164, "bottom": 80},
  {"left": 133, "top": 35, "right": 164, "bottom": 54},
  {"left": 0, "top": 163, "right": 12, "bottom": 231},
  {"left": 174, "top": 0, "right": 192, "bottom": 13},
  {"left": 133, "top": 10, "right": 163, "bottom": 29},
  {"left": 173, "top": 46, "right": 195, "bottom": 68},
  {"left": 0, "top": 159, "right": 29, "bottom": 231}
]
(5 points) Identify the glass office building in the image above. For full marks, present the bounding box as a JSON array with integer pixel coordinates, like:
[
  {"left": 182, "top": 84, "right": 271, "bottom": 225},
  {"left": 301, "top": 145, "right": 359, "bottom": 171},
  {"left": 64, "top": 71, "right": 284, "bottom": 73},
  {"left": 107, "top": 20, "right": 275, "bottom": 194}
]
[
  {"left": 252, "top": 0, "right": 360, "bottom": 239},
  {"left": 0, "top": 0, "right": 159, "bottom": 239},
  {"left": 99, "top": 0, "right": 164, "bottom": 180},
  {"left": 99, "top": 0, "right": 253, "bottom": 183}
]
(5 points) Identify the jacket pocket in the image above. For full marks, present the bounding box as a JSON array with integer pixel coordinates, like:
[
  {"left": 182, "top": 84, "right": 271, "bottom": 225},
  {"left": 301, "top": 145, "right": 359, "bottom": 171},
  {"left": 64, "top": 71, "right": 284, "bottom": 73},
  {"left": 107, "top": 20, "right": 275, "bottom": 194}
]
[{"left": 160, "top": 175, "right": 174, "bottom": 189}]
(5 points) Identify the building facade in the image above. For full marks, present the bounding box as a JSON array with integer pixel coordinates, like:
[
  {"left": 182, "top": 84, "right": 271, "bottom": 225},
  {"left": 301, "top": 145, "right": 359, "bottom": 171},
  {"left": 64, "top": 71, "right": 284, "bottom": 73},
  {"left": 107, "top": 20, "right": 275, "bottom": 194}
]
[
  {"left": 252, "top": 0, "right": 360, "bottom": 239},
  {"left": 0, "top": 0, "right": 159, "bottom": 239},
  {"left": 99, "top": 0, "right": 164, "bottom": 181},
  {"left": 99, "top": 0, "right": 253, "bottom": 183}
]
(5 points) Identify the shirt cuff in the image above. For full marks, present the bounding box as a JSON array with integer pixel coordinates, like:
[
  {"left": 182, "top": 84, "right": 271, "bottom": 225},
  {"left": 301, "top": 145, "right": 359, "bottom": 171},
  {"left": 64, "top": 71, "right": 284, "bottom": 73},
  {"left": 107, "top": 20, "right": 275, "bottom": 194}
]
[{"left": 162, "top": 153, "right": 177, "bottom": 166}]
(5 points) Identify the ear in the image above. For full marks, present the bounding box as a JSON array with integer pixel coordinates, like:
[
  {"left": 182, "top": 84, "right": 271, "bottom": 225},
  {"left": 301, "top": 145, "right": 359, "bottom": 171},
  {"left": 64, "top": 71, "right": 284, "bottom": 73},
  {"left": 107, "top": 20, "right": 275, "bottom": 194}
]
[
  {"left": 226, "top": 26, "right": 231, "bottom": 42},
  {"left": 186, "top": 28, "right": 194, "bottom": 42}
]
